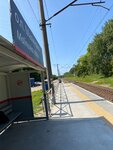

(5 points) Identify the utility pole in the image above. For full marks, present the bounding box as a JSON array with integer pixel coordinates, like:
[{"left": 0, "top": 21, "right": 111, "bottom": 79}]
[
  {"left": 38, "top": 0, "right": 107, "bottom": 90},
  {"left": 57, "top": 64, "right": 62, "bottom": 83},
  {"left": 38, "top": 0, "right": 107, "bottom": 89},
  {"left": 57, "top": 64, "right": 60, "bottom": 77},
  {"left": 38, "top": 0, "right": 52, "bottom": 90}
]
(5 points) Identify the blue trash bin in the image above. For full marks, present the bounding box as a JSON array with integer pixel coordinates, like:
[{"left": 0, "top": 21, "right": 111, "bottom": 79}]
[{"left": 45, "top": 83, "right": 48, "bottom": 91}]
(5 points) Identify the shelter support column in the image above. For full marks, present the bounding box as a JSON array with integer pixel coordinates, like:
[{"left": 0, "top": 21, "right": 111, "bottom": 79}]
[{"left": 41, "top": 71, "right": 49, "bottom": 120}]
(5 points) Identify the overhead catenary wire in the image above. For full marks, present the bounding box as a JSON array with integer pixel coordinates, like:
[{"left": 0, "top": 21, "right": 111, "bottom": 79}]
[
  {"left": 72, "top": 2, "right": 113, "bottom": 65},
  {"left": 70, "top": 7, "right": 99, "bottom": 65},
  {"left": 42, "top": 0, "right": 109, "bottom": 74},
  {"left": 27, "top": 0, "right": 40, "bottom": 25},
  {"left": 43, "top": 0, "right": 50, "bottom": 20},
  {"left": 14, "top": 1, "right": 30, "bottom": 25},
  {"left": 15, "top": 0, "right": 41, "bottom": 40},
  {"left": 46, "top": 0, "right": 78, "bottom": 22},
  {"left": 43, "top": 0, "right": 58, "bottom": 65},
  {"left": 50, "top": 28, "right": 58, "bottom": 64}
]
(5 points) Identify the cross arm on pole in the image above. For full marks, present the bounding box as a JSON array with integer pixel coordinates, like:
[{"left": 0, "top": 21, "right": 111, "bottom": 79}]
[
  {"left": 71, "top": 1, "right": 105, "bottom": 6},
  {"left": 71, "top": 1, "right": 109, "bottom": 10},
  {"left": 92, "top": 4, "right": 110, "bottom": 11},
  {"left": 46, "top": 1, "right": 108, "bottom": 23},
  {"left": 46, "top": 0, "right": 78, "bottom": 22}
]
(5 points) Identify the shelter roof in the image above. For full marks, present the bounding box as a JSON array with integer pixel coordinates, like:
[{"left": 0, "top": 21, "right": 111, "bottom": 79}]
[{"left": 0, "top": 36, "right": 45, "bottom": 73}]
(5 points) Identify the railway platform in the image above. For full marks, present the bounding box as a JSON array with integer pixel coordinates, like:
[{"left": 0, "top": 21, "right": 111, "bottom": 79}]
[{"left": 1, "top": 81, "right": 113, "bottom": 150}]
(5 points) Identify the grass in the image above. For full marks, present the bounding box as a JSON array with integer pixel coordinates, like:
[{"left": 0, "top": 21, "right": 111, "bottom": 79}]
[
  {"left": 64, "top": 74, "right": 113, "bottom": 88},
  {"left": 31, "top": 90, "right": 43, "bottom": 115}
]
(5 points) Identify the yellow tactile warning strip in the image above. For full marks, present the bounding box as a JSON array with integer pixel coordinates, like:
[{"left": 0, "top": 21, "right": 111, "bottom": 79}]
[{"left": 70, "top": 83, "right": 113, "bottom": 125}]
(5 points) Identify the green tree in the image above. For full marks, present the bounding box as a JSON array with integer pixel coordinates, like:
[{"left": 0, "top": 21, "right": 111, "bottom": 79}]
[{"left": 68, "top": 19, "right": 113, "bottom": 77}]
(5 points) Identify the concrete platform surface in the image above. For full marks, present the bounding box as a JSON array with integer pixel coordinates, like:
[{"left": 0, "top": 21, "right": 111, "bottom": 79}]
[
  {"left": 1, "top": 81, "right": 113, "bottom": 150},
  {"left": 51, "top": 82, "right": 98, "bottom": 119},
  {"left": 1, "top": 117, "right": 113, "bottom": 150}
]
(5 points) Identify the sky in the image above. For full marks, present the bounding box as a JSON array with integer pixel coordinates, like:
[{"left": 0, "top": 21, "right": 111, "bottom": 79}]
[{"left": 0, "top": 0, "right": 113, "bottom": 75}]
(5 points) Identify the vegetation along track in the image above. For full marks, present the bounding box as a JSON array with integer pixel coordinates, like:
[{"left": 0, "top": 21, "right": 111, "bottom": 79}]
[{"left": 65, "top": 80, "right": 113, "bottom": 102}]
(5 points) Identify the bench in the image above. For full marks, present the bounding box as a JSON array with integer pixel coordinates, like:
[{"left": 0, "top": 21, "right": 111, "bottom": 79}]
[{"left": 0, "top": 112, "right": 21, "bottom": 133}]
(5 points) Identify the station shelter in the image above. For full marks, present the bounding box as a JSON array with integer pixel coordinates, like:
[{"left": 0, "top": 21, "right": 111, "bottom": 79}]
[
  {"left": 0, "top": 0, "right": 48, "bottom": 124},
  {"left": 0, "top": 36, "right": 46, "bottom": 122}
]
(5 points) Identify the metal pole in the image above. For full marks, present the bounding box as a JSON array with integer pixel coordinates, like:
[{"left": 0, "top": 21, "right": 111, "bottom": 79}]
[
  {"left": 38, "top": 0, "right": 52, "bottom": 90},
  {"left": 41, "top": 71, "right": 49, "bottom": 120}
]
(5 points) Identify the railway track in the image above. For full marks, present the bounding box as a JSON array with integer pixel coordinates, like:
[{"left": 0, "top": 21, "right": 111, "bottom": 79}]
[{"left": 65, "top": 80, "right": 113, "bottom": 102}]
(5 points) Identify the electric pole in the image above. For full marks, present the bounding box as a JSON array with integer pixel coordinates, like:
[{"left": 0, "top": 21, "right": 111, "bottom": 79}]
[
  {"left": 57, "top": 64, "right": 62, "bottom": 83},
  {"left": 38, "top": 0, "right": 107, "bottom": 89},
  {"left": 38, "top": 0, "right": 52, "bottom": 89},
  {"left": 57, "top": 64, "right": 60, "bottom": 77}
]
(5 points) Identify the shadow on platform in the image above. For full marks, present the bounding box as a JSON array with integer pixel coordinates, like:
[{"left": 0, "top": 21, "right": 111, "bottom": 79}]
[
  {"left": 55, "top": 98, "right": 105, "bottom": 104},
  {"left": 0, "top": 117, "right": 113, "bottom": 150}
]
